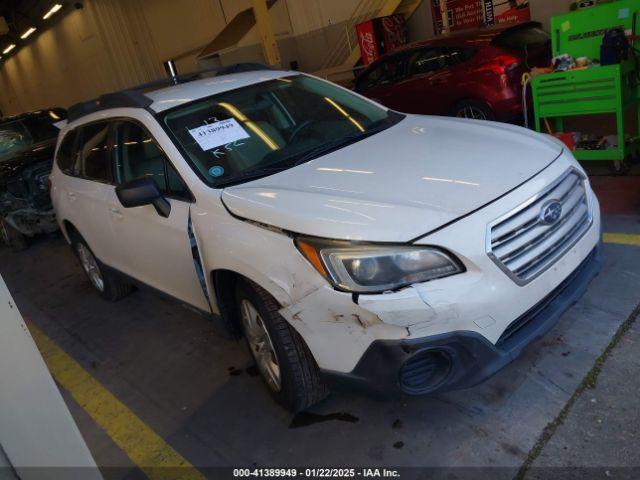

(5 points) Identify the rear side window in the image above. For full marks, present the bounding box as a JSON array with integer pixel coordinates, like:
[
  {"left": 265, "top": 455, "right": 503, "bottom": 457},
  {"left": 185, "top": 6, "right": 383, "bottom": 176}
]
[
  {"left": 56, "top": 130, "right": 77, "bottom": 174},
  {"left": 408, "top": 48, "right": 448, "bottom": 76},
  {"left": 114, "top": 121, "right": 190, "bottom": 200},
  {"left": 80, "top": 122, "right": 112, "bottom": 183},
  {"left": 447, "top": 47, "right": 476, "bottom": 65}
]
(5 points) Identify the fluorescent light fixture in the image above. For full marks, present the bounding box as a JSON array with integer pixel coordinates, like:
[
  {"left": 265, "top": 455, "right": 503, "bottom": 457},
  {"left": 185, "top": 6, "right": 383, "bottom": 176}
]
[
  {"left": 2, "top": 44, "right": 16, "bottom": 54},
  {"left": 43, "top": 4, "right": 63, "bottom": 20},
  {"left": 20, "top": 27, "right": 36, "bottom": 39}
]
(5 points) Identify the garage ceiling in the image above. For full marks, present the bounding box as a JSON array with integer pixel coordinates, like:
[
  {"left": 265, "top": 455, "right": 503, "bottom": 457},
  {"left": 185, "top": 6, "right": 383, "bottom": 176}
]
[{"left": 0, "top": 1, "right": 69, "bottom": 59}]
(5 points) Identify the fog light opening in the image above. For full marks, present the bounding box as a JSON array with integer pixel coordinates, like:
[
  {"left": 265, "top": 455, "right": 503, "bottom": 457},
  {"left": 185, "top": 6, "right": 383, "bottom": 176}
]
[{"left": 399, "top": 349, "right": 452, "bottom": 394}]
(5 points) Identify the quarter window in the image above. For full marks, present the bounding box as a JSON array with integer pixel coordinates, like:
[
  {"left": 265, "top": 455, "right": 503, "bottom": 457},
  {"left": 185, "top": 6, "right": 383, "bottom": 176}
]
[
  {"left": 114, "top": 121, "right": 189, "bottom": 200},
  {"left": 56, "top": 130, "right": 78, "bottom": 174},
  {"left": 408, "top": 48, "right": 449, "bottom": 76},
  {"left": 80, "top": 122, "right": 112, "bottom": 183}
]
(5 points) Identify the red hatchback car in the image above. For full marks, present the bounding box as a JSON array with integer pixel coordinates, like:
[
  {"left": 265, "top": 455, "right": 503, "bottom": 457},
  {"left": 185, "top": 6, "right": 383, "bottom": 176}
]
[{"left": 354, "top": 22, "right": 551, "bottom": 123}]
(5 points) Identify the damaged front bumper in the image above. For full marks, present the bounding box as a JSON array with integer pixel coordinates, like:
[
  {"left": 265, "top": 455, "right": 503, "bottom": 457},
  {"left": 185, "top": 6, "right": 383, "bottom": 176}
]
[
  {"left": 3, "top": 207, "right": 58, "bottom": 237},
  {"left": 321, "top": 244, "right": 602, "bottom": 396}
]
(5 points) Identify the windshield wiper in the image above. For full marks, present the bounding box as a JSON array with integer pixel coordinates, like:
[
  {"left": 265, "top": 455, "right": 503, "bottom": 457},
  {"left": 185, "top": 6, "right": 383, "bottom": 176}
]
[
  {"left": 287, "top": 122, "right": 392, "bottom": 168},
  {"left": 217, "top": 120, "right": 395, "bottom": 188},
  {"left": 216, "top": 166, "right": 291, "bottom": 188}
]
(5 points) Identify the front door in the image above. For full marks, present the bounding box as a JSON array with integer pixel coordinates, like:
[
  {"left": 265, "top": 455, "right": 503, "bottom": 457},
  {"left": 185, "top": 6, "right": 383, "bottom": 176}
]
[
  {"left": 106, "top": 120, "right": 210, "bottom": 312},
  {"left": 392, "top": 47, "right": 453, "bottom": 115}
]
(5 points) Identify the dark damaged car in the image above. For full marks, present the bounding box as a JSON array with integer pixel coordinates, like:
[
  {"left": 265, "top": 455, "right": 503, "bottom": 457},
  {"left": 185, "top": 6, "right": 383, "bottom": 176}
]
[{"left": 0, "top": 109, "right": 66, "bottom": 250}]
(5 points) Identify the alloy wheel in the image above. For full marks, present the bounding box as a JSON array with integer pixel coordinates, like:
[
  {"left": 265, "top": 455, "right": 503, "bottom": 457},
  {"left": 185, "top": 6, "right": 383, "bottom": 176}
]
[
  {"left": 457, "top": 106, "right": 487, "bottom": 120},
  {"left": 76, "top": 243, "right": 105, "bottom": 292},
  {"left": 240, "top": 299, "right": 282, "bottom": 392}
]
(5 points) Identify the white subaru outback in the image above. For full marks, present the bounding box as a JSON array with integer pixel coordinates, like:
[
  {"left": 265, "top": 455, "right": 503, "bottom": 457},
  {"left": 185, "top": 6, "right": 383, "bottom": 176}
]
[{"left": 51, "top": 66, "right": 601, "bottom": 411}]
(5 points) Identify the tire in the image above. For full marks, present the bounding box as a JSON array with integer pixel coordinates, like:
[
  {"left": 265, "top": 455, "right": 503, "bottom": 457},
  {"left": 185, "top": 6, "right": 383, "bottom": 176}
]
[
  {"left": 71, "top": 234, "right": 133, "bottom": 301},
  {"left": 235, "top": 280, "right": 329, "bottom": 412},
  {"left": 610, "top": 158, "right": 631, "bottom": 176},
  {"left": 451, "top": 100, "right": 495, "bottom": 121},
  {"left": 0, "top": 218, "right": 28, "bottom": 252}
]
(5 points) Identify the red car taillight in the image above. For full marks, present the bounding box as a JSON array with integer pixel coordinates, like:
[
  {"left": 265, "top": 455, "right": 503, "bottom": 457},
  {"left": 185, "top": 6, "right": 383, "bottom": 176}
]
[{"left": 476, "top": 54, "right": 521, "bottom": 76}]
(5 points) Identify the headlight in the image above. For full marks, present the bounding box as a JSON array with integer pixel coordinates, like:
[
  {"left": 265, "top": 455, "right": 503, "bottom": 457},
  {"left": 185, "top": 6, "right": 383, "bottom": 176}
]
[{"left": 296, "top": 238, "right": 463, "bottom": 293}]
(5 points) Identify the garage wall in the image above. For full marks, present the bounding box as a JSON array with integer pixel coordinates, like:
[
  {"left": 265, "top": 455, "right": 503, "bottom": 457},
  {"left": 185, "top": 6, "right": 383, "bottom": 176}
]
[
  {"left": 406, "top": 0, "right": 576, "bottom": 43},
  {"left": 0, "top": 0, "right": 221, "bottom": 115},
  {"left": 530, "top": 0, "right": 575, "bottom": 31},
  {"left": 0, "top": 0, "right": 582, "bottom": 116},
  {"left": 0, "top": 0, "right": 361, "bottom": 116}
]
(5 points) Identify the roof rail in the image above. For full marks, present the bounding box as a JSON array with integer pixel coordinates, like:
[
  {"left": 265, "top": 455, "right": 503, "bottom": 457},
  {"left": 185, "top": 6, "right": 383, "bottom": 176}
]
[{"left": 67, "top": 62, "right": 272, "bottom": 123}]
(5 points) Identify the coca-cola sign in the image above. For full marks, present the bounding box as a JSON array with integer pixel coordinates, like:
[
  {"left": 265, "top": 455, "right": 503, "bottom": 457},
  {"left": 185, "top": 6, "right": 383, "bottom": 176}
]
[
  {"left": 356, "top": 15, "right": 408, "bottom": 66},
  {"left": 356, "top": 21, "right": 380, "bottom": 66},
  {"left": 381, "top": 15, "right": 407, "bottom": 52}
]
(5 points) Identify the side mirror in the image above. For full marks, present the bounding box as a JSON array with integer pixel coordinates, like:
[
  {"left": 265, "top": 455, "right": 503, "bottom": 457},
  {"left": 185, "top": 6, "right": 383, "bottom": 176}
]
[{"left": 115, "top": 177, "right": 171, "bottom": 218}]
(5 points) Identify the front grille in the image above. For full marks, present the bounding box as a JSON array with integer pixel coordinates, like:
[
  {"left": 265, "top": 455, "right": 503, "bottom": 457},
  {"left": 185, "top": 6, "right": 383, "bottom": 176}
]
[
  {"left": 487, "top": 168, "right": 592, "bottom": 284},
  {"left": 496, "top": 246, "right": 600, "bottom": 349}
]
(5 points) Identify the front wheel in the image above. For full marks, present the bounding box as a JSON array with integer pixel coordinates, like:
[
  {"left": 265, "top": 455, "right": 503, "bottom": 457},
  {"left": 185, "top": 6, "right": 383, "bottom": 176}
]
[
  {"left": 235, "top": 280, "right": 328, "bottom": 412},
  {"left": 452, "top": 100, "right": 495, "bottom": 121}
]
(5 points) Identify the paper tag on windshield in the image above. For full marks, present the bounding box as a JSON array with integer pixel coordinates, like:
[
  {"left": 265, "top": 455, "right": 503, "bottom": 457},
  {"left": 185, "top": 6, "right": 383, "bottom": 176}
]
[{"left": 188, "top": 118, "right": 250, "bottom": 151}]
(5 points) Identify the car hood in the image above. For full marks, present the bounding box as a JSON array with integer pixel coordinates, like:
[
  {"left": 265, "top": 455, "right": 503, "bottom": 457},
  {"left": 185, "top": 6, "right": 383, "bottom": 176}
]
[{"left": 221, "top": 115, "right": 563, "bottom": 242}]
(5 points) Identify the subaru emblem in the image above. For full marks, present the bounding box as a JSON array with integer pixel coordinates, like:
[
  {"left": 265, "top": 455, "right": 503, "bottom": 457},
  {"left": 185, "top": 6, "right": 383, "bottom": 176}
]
[{"left": 540, "top": 200, "right": 563, "bottom": 225}]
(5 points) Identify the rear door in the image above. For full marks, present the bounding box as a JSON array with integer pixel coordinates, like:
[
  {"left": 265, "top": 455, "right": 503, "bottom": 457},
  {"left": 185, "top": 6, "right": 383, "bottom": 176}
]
[
  {"left": 107, "top": 119, "right": 210, "bottom": 311},
  {"left": 62, "top": 121, "right": 118, "bottom": 266}
]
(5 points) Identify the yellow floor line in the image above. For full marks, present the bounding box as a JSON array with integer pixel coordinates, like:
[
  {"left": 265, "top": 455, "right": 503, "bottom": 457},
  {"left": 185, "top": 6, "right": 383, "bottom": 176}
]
[
  {"left": 603, "top": 233, "right": 640, "bottom": 246},
  {"left": 28, "top": 323, "right": 205, "bottom": 480}
]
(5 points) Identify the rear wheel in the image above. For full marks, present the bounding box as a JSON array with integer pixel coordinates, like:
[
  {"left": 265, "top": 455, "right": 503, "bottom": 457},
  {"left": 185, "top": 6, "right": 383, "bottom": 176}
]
[
  {"left": 235, "top": 280, "right": 329, "bottom": 412},
  {"left": 72, "top": 235, "right": 133, "bottom": 301},
  {"left": 0, "top": 218, "right": 28, "bottom": 252},
  {"left": 452, "top": 100, "right": 495, "bottom": 121},
  {"left": 610, "top": 157, "right": 631, "bottom": 176}
]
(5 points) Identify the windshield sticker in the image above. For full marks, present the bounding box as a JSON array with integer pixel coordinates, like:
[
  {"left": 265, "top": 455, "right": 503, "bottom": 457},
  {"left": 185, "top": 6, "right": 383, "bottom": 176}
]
[
  {"left": 208, "top": 165, "right": 225, "bottom": 177},
  {"left": 189, "top": 118, "right": 250, "bottom": 151}
]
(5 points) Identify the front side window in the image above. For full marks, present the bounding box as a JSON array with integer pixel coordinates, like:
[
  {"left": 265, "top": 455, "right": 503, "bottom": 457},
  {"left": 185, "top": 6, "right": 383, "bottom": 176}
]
[
  {"left": 357, "top": 56, "right": 406, "bottom": 91},
  {"left": 80, "top": 122, "right": 112, "bottom": 183},
  {"left": 160, "top": 74, "right": 403, "bottom": 187},
  {"left": 114, "top": 121, "right": 189, "bottom": 200}
]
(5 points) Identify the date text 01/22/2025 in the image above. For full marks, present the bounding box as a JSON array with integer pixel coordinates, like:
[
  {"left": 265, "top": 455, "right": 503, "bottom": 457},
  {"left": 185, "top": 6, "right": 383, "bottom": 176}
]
[{"left": 232, "top": 468, "right": 401, "bottom": 478}]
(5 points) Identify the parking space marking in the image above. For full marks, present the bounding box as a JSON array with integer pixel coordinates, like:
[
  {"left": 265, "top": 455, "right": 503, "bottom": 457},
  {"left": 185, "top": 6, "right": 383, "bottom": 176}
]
[
  {"left": 603, "top": 233, "right": 640, "bottom": 246},
  {"left": 28, "top": 323, "right": 205, "bottom": 480}
]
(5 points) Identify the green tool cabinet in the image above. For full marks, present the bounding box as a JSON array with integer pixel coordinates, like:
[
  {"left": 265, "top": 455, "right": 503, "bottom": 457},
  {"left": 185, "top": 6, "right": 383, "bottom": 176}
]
[{"left": 531, "top": 0, "right": 640, "bottom": 164}]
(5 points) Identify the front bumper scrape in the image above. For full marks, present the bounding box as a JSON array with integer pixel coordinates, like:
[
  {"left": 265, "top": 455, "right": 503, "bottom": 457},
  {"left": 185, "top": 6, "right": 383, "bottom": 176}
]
[{"left": 321, "top": 244, "right": 602, "bottom": 396}]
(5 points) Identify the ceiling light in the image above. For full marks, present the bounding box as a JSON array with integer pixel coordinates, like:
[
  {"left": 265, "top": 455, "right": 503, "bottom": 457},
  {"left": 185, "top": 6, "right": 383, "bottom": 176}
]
[
  {"left": 2, "top": 44, "right": 15, "bottom": 54},
  {"left": 20, "top": 27, "right": 36, "bottom": 39},
  {"left": 43, "top": 4, "right": 63, "bottom": 20}
]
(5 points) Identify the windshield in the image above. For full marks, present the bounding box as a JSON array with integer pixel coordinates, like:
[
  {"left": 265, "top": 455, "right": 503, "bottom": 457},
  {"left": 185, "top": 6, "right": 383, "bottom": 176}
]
[
  {"left": 160, "top": 74, "right": 403, "bottom": 187},
  {"left": 0, "top": 111, "right": 62, "bottom": 163}
]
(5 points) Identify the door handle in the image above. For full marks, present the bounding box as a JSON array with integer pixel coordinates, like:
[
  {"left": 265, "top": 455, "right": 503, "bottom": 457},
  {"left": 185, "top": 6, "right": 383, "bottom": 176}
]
[{"left": 109, "top": 207, "right": 124, "bottom": 220}]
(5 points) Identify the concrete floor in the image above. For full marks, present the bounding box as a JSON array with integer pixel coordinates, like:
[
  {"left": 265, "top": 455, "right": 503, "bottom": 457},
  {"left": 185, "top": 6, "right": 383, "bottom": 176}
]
[{"left": 1, "top": 176, "right": 640, "bottom": 479}]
